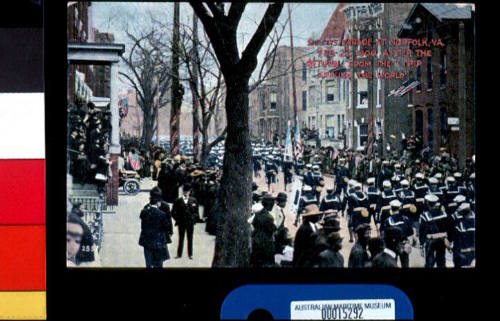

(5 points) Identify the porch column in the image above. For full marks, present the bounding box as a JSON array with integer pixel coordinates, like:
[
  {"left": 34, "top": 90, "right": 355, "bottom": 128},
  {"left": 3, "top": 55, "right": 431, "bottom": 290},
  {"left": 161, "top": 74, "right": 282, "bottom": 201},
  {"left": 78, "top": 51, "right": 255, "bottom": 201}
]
[{"left": 107, "top": 62, "right": 120, "bottom": 205}]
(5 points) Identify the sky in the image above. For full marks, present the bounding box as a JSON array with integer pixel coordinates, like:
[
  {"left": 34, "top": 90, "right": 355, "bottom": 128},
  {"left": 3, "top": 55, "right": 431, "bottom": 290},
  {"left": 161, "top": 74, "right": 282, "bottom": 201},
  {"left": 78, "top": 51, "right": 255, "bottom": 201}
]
[{"left": 90, "top": 2, "right": 338, "bottom": 92}]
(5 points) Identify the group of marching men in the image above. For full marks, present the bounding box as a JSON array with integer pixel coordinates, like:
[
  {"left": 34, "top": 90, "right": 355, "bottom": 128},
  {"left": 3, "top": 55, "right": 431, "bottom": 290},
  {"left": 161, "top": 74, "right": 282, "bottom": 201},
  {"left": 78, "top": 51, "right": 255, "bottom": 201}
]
[{"left": 291, "top": 156, "right": 475, "bottom": 268}]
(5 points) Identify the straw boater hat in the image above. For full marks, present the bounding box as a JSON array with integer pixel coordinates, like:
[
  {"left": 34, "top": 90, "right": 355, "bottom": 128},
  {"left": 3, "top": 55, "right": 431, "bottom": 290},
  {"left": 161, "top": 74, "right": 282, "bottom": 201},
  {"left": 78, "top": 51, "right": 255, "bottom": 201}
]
[
  {"left": 190, "top": 169, "right": 204, "bottom": 178},
  {"left": 301, "top": 204, "right": 322, "bottom": 218}
]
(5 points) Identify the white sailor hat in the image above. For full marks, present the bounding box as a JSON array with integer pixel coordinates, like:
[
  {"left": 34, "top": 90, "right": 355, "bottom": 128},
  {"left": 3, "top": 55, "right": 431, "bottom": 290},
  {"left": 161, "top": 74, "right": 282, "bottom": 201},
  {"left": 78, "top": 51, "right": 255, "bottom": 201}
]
[
  {"left": 454, "top": 172, "right": 462, "bottom": 178},
  {"left": 415, "top": 173, "right": 424, "bottom": 179},
  {"left": 354, "top": 182, "right": 362, "bottom": 190},
  {"left": 312, "top": 165, "right": 320, "bottom": 170},
  {"left": 434, "top": 173, "right": 443, "bottom": 179},
  {"left": 303, "top": 185, "right": 312, "bottom": 192},
  {"left": 394, "top": 163, "right": 401, "bottom": 168},
  {"left": 382, "top": 160, "right": 389, "bottom": 165},
  {"left": 453, "top": 195, "right": 467, "bottom": 204},
  {"left": 424, "top": 194, "right": 439, "bottom": 203},
  {"left": 446, "top": 176, "right": 456, "bottom": 183},
  {"left": 390, "top": 199, "right": 402, "bottom": 208},
  {"left": 306, "top": 163, "right": 312, "bottom": 168},
  {"left": 367, "top": 177, "right": 375, "bottom": 185},
  {"left": 400, "top": 179, "right": 410, "bottom": 187},
  {"left": 470, "top": 172, "right": 475, "bottom": 179},
  {"left": 251, "top": 202, "right": 264, "bottom": 214},
  {"left": 458, "top": 202, "right": 471, "bottom": 212},
  {"left": 428, "top": 177, "right": 438, "bottom": 184},
  {"left": 382, "top": 180, "right": 392, "bottom": 188},
  {"left": 348, "top": 179, "right": 357, "bottom": 187}
]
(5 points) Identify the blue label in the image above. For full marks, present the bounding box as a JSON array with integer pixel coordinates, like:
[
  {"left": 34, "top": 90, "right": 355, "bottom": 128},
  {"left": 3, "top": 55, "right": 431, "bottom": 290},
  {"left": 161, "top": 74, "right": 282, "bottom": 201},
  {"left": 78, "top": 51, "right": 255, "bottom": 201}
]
[{"left": 221, "top": 284, "right": 414, "bottom": 320}]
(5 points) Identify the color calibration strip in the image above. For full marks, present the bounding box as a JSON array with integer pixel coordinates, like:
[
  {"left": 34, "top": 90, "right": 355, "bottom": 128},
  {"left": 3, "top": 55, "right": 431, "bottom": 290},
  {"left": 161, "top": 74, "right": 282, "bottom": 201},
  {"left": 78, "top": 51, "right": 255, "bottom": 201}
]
[{"left": 0, "top": 93, "right": 46, "bottom": 320}]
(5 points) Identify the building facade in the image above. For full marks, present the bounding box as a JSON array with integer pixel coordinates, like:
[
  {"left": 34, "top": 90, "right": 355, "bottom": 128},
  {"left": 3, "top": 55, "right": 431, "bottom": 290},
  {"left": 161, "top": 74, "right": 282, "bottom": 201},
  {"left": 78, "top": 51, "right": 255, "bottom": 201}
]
[
  {"left": 399, "top": 3, "right": 475, "bottom": 167},
  {"left": 249, "top": 46, "right": 309, "bottom": 144},
  {"left": 343, "top": 3, "right": 414, "bottom": 156}
]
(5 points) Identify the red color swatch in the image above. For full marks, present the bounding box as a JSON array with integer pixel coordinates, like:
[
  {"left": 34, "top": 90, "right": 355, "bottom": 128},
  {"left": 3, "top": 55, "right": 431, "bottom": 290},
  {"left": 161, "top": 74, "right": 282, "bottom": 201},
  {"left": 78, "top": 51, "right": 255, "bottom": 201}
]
[
  {"left": 0, "top": 159, "right": 44, "bottom": 225},
  {"left": 0, "top": 225, "right": 45, "bottom": 290}
]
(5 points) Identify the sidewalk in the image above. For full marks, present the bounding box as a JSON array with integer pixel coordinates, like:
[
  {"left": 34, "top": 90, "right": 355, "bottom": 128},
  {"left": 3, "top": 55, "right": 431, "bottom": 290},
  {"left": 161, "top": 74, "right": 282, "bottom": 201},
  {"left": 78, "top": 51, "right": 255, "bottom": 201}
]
[{"left": 99, "top": 178, "right": 215, "bottom": 268}]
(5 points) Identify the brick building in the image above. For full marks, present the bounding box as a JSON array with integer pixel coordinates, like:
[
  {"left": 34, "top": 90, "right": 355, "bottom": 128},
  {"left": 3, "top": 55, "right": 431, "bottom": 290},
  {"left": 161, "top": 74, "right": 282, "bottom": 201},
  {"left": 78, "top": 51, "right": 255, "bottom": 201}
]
[
  {"left": 249, "top": 46, "right": 309, "bottom": 143},
  {"left": 343, "top": 3, "right": 414, "bottom": 156},
  {"left": 398, "top": 3, "right": 475, "bottom": 167},
  {"left": 90, "top": 29, "right": 115, "bottom": 98}
]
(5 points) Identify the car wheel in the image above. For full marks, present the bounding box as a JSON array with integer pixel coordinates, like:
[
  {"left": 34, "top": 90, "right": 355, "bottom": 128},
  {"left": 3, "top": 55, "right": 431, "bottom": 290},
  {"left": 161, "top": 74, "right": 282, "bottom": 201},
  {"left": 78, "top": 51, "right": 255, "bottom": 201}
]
[{"left": 124, "top": 180, "right": 140, "bottom": 195}]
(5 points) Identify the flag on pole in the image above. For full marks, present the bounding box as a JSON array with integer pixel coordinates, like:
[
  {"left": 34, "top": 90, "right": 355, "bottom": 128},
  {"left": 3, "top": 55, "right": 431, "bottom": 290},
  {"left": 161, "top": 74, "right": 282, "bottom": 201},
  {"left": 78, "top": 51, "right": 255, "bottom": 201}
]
[
  {"left": 285, "top": 120, "right": 293, "bottom": 159},
  {"left": 388, "top": 78, "right": 420, "bottom": 97},
  {"left": 294, "top": 116, "right": 302, "bottom": 158}
]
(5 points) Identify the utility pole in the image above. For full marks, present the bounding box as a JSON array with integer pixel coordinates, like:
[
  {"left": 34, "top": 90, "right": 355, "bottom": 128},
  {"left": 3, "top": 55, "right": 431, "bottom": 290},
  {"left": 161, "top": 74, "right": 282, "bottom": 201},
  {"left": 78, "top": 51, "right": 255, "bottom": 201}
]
[
  {"left": 288, "top": 3, "right": 298, "bottom": 148},
  {"left": 170, "top": 2, "right": 183, "bottom": 156},
  {"left": 192, "top": 13, "right": 200, "bottom": 163}
]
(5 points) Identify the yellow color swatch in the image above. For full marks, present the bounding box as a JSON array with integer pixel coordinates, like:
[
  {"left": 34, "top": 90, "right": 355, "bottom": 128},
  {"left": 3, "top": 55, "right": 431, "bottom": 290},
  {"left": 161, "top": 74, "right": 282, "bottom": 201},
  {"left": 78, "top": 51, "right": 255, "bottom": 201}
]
[{"left": 0, "top": 291, "right": 46, "bottom": 320}]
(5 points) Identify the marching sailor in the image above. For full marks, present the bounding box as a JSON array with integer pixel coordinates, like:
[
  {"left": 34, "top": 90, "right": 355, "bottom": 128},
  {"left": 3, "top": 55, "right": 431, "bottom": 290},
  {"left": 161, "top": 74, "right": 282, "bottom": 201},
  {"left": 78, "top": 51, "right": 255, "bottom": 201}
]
[
  {"left": 381, "top": 200, "right": 413, "bottom": 268},
  {"left": 449, "top": 202, "right": 475, "bottom": 268},
  {"left": 295, "top": 185, "right": 318, "bottom": 226},
  {"left": 419, "top": 194, "right": 449, "bottom": 268},
  {"left": 376, "top": 180, "right": 398, "bottom": 232}
]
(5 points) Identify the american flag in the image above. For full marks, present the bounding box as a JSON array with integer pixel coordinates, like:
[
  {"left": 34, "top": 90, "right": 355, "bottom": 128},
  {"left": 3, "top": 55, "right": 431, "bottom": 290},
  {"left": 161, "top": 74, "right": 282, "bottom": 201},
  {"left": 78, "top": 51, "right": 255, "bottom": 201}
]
[
  {"left": 388, "top": 78, "right": 420, "bottom": 97},
  {"left": 294, "top": 116, "right": 302, "bottom": 158},
  {"left": 128, "top": 152, "right": 141, "bottom": 171}
]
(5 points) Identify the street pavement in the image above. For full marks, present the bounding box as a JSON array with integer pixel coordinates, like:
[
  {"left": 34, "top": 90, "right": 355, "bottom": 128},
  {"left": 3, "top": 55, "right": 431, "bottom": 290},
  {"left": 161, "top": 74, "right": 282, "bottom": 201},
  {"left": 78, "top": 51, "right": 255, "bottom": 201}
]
[
  {"left": 99, "top": 178, "right": 215, "bottom": 268},
  {"left": 254, "top": 169, "right": 454, "bottom": 268},
  {"left": 98, "top": 171, "right": 453, "bottom": 268}
]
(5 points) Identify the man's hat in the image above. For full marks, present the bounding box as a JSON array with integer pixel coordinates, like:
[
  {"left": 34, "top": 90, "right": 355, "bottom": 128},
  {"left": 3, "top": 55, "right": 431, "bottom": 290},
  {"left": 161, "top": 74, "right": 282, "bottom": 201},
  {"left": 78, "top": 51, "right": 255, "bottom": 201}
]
[
  {"left": 367, "top": 177, "right": 375, "bottom": 185},
  {"left": 319, "top": 180, "right": 325, "bottom": 187},
  {"left": 457, "top": 202, "right": 471, "bottom": 213},
  {"left": 326, "top": 187, "right": 334, "bottom": 193},
  {"left": 434, "top": 173, "right": 443, "bottom": 179},
  {"left": 150, "top": 186, "right": 162, "bottom": 201},
  {"left": 415, "top": 173, "right": 424, "bottom": 179},
  {"left": 453, "top": 195, "right": 467, "bottom": 204},
  {"left": 383, "top": 226, "right": 404, "bottom": 242},
  {"left": 174, "top": 155, "right": 181, "bottom": 162},
  {"left": 190, "top": 169, "right": 204, "bottom": 177},
  {"left": 262, "top": 194, "right": 275, "bottom": 206},
  {"left": 306, "top": 164, "right": 312, "bottom": 169},
  {"left": 303, "top": 185, "right": 312, "bottom": 192},
  {"left": 354, "top": 223, "right": 371, "bottom": 234},
  {"left": 446, "top": 176, "right": 456, "bottom": 183},
  {"left": 302, "top": 204, "right": 322, "bottom": 218},
  {"left": 276, "top": 192, "right": 287, "bottom": 202},
  {"left": 428, "top": 177, "right": 438, "bottom": 184},
  {"left": 424, "top": 194, "right": 439, "bottom": 203},
  {"left": 454, "top": 172, "right": 462, "bottom": 179},
  {"left": 390, "top": 199, "right": 402, "bottom": 209},
  {"left": 400, "top": 179, "right": 410, "bottom": 187},
  {"left": 394, "top": 163, "right": 401, "bottom": 168},
  {"left": 322, "top": 216, "right": 341, "bottom": 232},
  {"left": 382, "top": 160, "right": 389, "bottom": 165},
  {"left": 348, "top": 179, "right": 357, "bottom": 187},
  {"left": 183, "top": 183, "right": 192, "bottom": 192},
  {"left": 354, "top": 182, "right": 362, "bottom": 191},
  {"left": 383, "top": 180, "right": 392, "bottom": 188},
  {"left": 312, "top": 165, "right": 320, "bottom": 171}
]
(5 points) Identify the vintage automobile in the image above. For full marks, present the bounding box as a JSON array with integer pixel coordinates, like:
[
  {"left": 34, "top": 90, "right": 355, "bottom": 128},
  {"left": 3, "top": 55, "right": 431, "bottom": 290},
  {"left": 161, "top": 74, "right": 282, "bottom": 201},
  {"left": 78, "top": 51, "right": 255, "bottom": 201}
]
[{"left": 119, "top": 169, "right": 141, "bottom": 195}]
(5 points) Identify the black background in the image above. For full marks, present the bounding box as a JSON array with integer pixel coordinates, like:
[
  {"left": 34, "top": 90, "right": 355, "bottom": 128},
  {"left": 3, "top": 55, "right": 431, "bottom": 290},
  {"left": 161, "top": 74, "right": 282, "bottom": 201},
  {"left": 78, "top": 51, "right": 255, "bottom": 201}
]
[{"left": 7, "top": 0, "right": 489, "bottom": 319}]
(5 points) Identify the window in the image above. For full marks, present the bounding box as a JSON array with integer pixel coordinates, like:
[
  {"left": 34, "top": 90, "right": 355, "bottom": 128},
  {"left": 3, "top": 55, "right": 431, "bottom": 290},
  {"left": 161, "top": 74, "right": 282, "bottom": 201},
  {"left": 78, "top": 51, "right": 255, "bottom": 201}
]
[
  {"left": 415, "top": 110, "right": 423, "bottom": 138},
  {"left": 302, "top": 91, "right": 307, "bottom": 111},
  {"left": 427, "top": 55, "right": 433, "bottom": 91},
  {"left": 346, "top": 80, "right": 350, "bottom": 108},
  {"left": 270, "top": 91, "right": 277, "bottom": 109},
  {"left": 326, "top": 81, "right": 335, "bottom": 103},
  {"left": 261, "top": 92, "right": 266, "bottom": 110},
  {"left": 440, "top": 51, "right": 447, "bottom": 88},
  {"left": 440, "top": 107, "right": 447, "bottom": 147},
  {"left": 302, "top": 62, "right": 307, "bottom": 81},
  {"left": 341, "top": 115, "right": 345, "bottom": 131},
  {"left": 337, "top": 115, "right": 341, "bottom": 135},
  {"left": 376, "top": 75, "right": 381, "bottom": 107},
  {"left": 408, "top": 89, "right": 413, "bottom": 106},
  {"left": 337, "top": 79, "right": 341, "bottom": 100},
  {"left": 357, "top": 78, "right": 368, "bottom": 107},
  {"left": 416, "top": 59, "right": 422, "bottom": 91},
  {"left": 359, "top": 123, "right": 368, "bottom": 146},
  {"left": 342, "top": 80, "right": 346, "bottom": 101},
  {"left": 427, "top": 108, "right": 433, "bottom": 149}
]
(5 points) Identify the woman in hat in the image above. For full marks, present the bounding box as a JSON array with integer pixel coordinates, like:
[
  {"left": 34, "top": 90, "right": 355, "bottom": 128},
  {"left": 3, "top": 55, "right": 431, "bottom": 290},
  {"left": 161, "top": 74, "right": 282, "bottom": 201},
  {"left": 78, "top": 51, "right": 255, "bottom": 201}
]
[{"left": 250, "top": 194, "right": 277, "bottom": 267}]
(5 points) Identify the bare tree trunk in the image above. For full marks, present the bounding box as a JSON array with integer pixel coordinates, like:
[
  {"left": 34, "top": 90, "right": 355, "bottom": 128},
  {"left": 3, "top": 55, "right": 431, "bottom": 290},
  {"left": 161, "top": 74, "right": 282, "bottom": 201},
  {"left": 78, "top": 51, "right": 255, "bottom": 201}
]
[
  {"left": 170, "top": 2, "right": 183, "bottom": 156},
  {"left": 213, "top": 77, "right": 252, "bottom": 267}
]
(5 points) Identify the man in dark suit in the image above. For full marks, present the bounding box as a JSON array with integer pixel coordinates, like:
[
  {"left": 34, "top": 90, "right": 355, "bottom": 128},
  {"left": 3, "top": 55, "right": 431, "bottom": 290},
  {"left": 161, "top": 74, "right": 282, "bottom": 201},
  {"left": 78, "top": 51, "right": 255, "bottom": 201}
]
[
  {"left": 293, "top": 204, "right": 321, "bottom": 267},
  {"left": 138, "top": 187, "right": 173, "bottom": 268},
  {"left": 171, "top": 183, "right": 199, "bottom": 259},
  {"left": 371, "top": 226, "right": 404, "bottom": 268}
]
